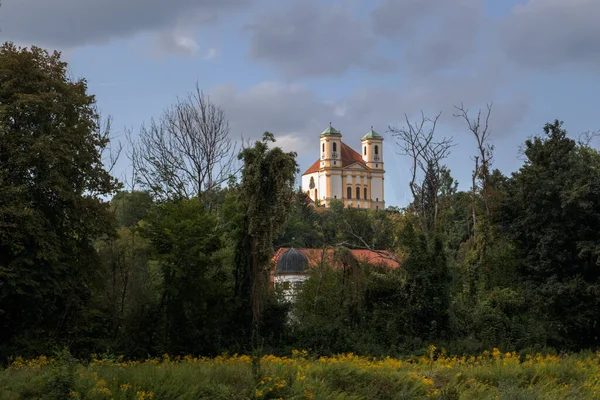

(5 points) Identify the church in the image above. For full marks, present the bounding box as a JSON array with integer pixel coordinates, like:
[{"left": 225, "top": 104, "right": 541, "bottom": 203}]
[{"left": 301, "top": 124, "right": 385, "bottom": 210}]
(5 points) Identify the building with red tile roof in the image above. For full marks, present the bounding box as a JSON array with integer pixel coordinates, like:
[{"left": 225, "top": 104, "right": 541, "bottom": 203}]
[
  {"left": 301, "top": 124, "right": 385, "bottom": 210},
  {"left": 270, "top": 247, "right": 399, "bottom": 282}
]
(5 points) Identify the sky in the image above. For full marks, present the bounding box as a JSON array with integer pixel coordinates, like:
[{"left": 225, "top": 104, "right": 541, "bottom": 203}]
[{"left": 2, "top": 0, "right": 599, "bottom": 207}]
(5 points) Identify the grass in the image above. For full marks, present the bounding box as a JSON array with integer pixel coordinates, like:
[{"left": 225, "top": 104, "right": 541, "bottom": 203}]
[{"left": 2, "top": 347, "right": 600, "bottom": 399}]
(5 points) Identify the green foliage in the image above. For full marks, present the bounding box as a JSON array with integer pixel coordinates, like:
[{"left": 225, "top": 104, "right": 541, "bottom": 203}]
[
  {"left": 141, "top": 199, "right": 233, "bottom": 355},
  {"left": 2, "top": 37, "right": 600, "bottom": 363},
  {"left": 0, "top": 43, "right": 120, "bottom": 359},
  {"left": 233, "top": 132, "right": 298, "bottom": 343},
  {"left": 503, "top": 120, "right": 600, "bottom": 348}
]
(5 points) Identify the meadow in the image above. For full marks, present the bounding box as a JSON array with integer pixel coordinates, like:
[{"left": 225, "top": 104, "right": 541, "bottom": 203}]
[{"left": 2, "top": 348, "right": 600, "bottom": 400}]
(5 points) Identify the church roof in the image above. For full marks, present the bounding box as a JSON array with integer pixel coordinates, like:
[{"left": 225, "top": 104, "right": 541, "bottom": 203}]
[
  {"left": 320, "top": 124, "right": 341, "bottom": 136},
  {"left": 362, "top": 127, "right": 383, "bottom": 140},
  {"left": 302, "top": 142, "right": 368, "bottom": 175}
]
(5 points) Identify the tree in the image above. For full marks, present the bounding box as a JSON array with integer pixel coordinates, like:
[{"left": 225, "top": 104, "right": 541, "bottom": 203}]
[
  {"left": 389, "top": 112, "right": 455, "bottom": 234},
  {"left": 233, "top": 132, "right": 298, "bottom": 346},
  {"left": 130, "top": 83, "right": 238, "bottom": 206},
  {"left": 142, "top": 199, "right": 233, "bottom": 355},
  {"left": 504, "top": 120, "right": 600, "bottom": 348},
  {"left": 0, "top": 43, "right": 120, "bottom": 357},
  {"left": 454, "top": 103, "right": 494, "bottom": 223}
]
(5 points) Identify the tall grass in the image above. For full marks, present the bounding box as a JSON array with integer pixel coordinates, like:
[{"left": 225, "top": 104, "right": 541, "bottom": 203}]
[{"left": 2, "top": 348, "right": 600, "bottom": 399}]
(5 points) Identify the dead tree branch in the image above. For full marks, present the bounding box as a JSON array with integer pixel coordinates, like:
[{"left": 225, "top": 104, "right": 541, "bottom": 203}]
[
  {"left": 388, "top": 111, "right": 455, "bottom": 233},
  {"left": 130, "top": 82, "right": 240, "bottom": 204}
]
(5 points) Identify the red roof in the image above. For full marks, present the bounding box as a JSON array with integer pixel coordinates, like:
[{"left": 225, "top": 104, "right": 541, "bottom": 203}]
[
  {"left": 302, "top": 142, "right": 369, "bottom": 175},
  {"left": 270, "top": 247, "right": 400, "bottom": 281}
]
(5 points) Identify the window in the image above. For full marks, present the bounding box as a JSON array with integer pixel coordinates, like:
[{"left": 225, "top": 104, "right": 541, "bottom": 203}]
[
  {"left": 364, "top": 187, "right": 367, "bottom": 199},
  {"left": 309, "top": 176, "right": 315, "bottom": 189},
  {"left": 334, "top": 195, "right": 337, "bottom": 199},
  {"left": 282, "top": 281, "right": 290, "bottom": 290},
  {"left": 376, "top": 198, "right": 378, "bottom": 201},
  {"left": 333, "top": 142, "right": 337, "bottom": 152},
  {"left": 374, "top": 145, "right": 379, "bottom": 155},
  {"left": 315, "top": 189, "right": 317, "bottom": 200},
  {"left": 322, "top": 143, "right": 325, "bottom": 152},
  {"left": 356, "top": 187, "right": 360, "bottom": 199},
  {"left": 347, "top": 187, "right": 352, "bottom": 199},
  {"left": 364, "top": 146, "right": 366, "bottom": 155}
]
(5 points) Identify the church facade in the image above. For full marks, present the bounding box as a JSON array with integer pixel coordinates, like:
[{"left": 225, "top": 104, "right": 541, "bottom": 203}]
[{"left": 301, "top": 125, "right": 385, "bottom": 210}]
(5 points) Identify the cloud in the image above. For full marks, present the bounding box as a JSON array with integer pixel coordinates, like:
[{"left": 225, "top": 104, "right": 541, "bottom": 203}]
[
  {"left": 152, "top": 26, "right": 201, "bottom": 57},
  {"left": 211, "top": 82, "right": 334, "bottom": 154},
  {"left": 247, "top": 0, "right": 381, "bottom": 77},
  {"left": 0, "top": 0, "right": 252, "bottom": 49},
  {"left": 371, "top": 0, "right": 484, "bottom": 74},
  {"left": 499, "top": 0, "right": 600, "bottom": 71},
  {"left": 211, "top": 75, "right": 530, "bottom": 165}
]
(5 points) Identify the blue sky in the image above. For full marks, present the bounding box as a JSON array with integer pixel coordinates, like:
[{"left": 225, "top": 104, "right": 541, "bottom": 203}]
[{"left": 2, "top": 0, "right": 599, "bottom": 207}]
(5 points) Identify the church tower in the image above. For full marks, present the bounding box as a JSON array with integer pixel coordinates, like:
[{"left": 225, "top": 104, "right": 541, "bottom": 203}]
[
  {"left": 319, "top": 123, "right": 342, "bottom": 169},
  {"left": 361, "top": 128, "right": 385, "bottom": 210},
  {"left": 361, "top": 127, "right": 384, "bottom": 170}
]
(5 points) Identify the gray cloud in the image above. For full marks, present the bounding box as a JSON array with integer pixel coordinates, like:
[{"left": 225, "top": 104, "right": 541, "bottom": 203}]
[
  {"left": 0, "top": 0, "right": 251, "bottom": 48},
  {"left": 499, "top": 0, "right": 600, "bottom": 71},
  {"left": 211, "top": 67, "right": 530, "bottom": 159},
  {"left": 371, "top": 0, "right": 483, "bottom": 74},
  {"left": 247, "top": 0, "right": 381, "bottom": 77}
]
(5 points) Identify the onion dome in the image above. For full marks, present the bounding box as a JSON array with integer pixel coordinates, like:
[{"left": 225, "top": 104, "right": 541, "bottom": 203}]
[{"left": 275, "top": 248, "right": 309, "bottom": 274}]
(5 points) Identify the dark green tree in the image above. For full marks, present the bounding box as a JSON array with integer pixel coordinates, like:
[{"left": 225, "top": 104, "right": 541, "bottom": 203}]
[
  {"left": 504, "top": 120, "right": 600, "bottom": 348},
  {"left": 0, "top": 43, "right": 120, "bottom": 357},
  {"left": 141, "top": 199, "right": 232, "bottom": 355},
  {"left": 233, "top": 132, "right": 298, "bottom": 345}
]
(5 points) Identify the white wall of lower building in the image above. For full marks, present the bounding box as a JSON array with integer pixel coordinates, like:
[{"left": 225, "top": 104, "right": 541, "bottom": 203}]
[{"left": 274, "top": 275, "right": 309, "bottom": 302}]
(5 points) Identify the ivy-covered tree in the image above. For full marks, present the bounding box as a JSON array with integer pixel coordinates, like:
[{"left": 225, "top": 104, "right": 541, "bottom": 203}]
[{"left": 233, "top": 132, "right": 298, "bottom": 345}]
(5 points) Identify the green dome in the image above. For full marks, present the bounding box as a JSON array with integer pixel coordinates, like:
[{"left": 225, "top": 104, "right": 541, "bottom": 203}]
[
  {"left": 362, "top": 127, "right": 383, "bottom": 140},
  {"left": 320, "top": 123, "right": 341, "bottom": 136}
]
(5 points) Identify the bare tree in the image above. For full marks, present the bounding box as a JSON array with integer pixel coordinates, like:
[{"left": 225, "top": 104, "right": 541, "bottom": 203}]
[
  {"left": 453, "top": 103, "right": 493, "bottom": 221},
  {"left": 130, "top": 83, "right": 239, "bottom": 205},
  {"left": 578, "top": 130, "right": 600, "bottom": 147},
  {"left": 388, "top": 111, "right": 455, "bottom": 233}
]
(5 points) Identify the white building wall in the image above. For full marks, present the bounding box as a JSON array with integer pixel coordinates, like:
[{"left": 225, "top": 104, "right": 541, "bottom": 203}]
[
  {"left": 371, "top": 176, "right": 384, "bottom": 202},
  {"left": 318, "top": 173, "right": 327, "bottom": 202},
  {"left": 274, "top": 275, "right": 309, "bottom": 303},
  {"left": 301, "top": 172, "right": 319, "bottom": 202},
  {"left": 330, "top": 173, "right": 343, "bottom": 199}
]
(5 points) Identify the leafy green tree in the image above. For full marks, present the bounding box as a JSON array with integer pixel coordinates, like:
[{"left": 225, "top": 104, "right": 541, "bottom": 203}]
[
  {"left": 141, "top": 199, "right": 233, "bottom": 355},
  {"left": 504, "top": 120, "right": 600, "bottom": 348},
  {"left": 0, "top": 43, "right": 120, "bottom": 357},
  {"left": 401, "top": 223, "right": 450, "bottom": 340},
  {"left": 233, "top": 132, "right": 298, "bottom": 345}
]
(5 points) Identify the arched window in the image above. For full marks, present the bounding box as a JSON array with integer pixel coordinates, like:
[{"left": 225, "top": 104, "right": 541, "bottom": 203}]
[
  {"left": 347, "top": 187, "right": 352, "bottom": 199},
  {"left": 333, "top": 142, "right": 337, "bottom": 152},
  {"left": 374, "top": 145, "right": 379, "bottom": 155},
  {"left": 322, "top": 143, "right": 325, "bottom": 152},
  {"left": 315, "top": 188, "right": 318, "bottom": 200},
  {"left": 364, "top": 146, "right": 367, "bottom": 155},
  {"left": 364, "top": 187, "right": 367, "bottom": 199},
  {"left": 309, "top": 176, "right": 315, "bottom": 189},
  {"left": 356, "top": 187, "right": 360, "bottom": 199}
]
